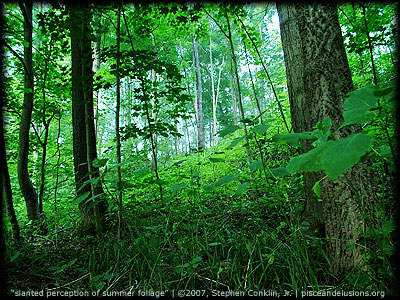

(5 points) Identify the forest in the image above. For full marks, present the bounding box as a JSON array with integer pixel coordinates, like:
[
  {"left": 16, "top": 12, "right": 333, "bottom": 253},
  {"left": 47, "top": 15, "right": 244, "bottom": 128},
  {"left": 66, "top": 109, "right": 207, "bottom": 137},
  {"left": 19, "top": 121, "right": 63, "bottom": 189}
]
[{"left": 1, "top": 2, "right": 398, "bottom": 297}]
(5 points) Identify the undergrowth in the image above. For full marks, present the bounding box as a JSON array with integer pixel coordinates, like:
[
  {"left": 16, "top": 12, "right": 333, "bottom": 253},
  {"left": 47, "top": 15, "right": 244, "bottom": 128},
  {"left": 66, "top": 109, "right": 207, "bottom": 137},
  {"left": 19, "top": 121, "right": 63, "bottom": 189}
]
[{"left": 3, "top": 139, "right": 396, "bottom": 295}]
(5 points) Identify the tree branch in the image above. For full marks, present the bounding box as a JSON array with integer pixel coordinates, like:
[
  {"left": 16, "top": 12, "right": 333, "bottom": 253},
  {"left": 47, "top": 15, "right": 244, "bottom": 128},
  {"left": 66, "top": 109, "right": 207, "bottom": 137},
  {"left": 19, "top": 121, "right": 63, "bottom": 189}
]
[
  {"left": 3, "top": 42, "right": 32, "bottom": 81},
  {"left": 202, "top": 7, "right": 229, "bottom": 39},
  {"left": 234, "top": 10, "right": 291, "bottom": 132},
  {"left": 17, "top": 1, "right": 31, "bottom": 25}
]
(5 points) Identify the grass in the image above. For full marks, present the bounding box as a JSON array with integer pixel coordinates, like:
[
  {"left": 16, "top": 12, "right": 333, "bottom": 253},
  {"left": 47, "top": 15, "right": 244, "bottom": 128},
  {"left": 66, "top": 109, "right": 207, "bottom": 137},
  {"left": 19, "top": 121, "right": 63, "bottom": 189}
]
[
  {"left": 3, "top": 137, "right": 396, "bottom": 296},
  {"left": 1, "top": 190, "right": 366, "bottom": 295}
]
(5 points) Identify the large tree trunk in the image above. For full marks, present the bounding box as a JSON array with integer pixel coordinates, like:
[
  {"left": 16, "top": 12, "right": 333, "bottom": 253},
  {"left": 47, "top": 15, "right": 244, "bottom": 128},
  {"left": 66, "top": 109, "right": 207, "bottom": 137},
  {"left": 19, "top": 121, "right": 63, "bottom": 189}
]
[
  {"left": 18, "top": 2, "right": 40, "bottom": 221},
  {"left": 70, "top": 4, "right": 107, "bottom": 234},
  {"left": 277, "top": 3, "right": 379, "bottom": 278},
  {"left": 70, "top": 4, "right": 92, "bottom": 233}
]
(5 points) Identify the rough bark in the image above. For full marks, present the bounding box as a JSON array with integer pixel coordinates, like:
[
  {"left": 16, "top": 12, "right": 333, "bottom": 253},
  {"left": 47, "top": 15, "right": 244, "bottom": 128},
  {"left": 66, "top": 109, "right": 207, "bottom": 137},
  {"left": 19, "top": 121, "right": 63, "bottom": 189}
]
[
  {"left": 277, "top": 3, "right": 379, "bottom": 278},
  {"left": 17, "top": 2, "right": 40, "bottom": 221}
]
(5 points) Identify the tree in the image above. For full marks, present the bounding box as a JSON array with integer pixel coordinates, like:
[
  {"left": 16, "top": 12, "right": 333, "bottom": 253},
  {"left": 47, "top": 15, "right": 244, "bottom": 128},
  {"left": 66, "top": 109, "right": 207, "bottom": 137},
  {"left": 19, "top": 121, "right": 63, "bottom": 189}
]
[
  {"left": 277, "top": 3, "right": 380, "bottom": 277},
  {"left": 69, "top": 4, "right": 107, "bottom": 234},
  {"left": 17, "top": 2, "right": 40, "bottom": 221},
  {"left": 115, "top": 4, "right": 123, "bottom": 239},
  {"left": 192, "top": 36, "right": 205, "bottom": 151},
  {"left": 1, "top": 107, "right": 21, "bottom": 244}
]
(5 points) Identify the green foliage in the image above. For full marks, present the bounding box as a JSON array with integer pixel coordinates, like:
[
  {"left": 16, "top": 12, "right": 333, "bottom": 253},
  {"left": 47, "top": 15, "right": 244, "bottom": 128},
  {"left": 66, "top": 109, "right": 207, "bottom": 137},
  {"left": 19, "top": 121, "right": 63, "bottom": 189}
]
[
  {"left": 287, "top": 133, "right": 371, "bottom": 180},
  {"left": 273, "top": 80, "right": 396, "bottom": 180},
  {"left": 2, "top": 2, "right": 397, "bottom": 297}
]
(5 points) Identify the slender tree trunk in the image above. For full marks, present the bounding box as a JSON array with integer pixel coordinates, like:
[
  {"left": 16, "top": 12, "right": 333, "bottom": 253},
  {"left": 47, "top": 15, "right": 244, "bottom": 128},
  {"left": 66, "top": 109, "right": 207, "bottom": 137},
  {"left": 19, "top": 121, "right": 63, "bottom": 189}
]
[
  {"left": 192, "top": 36, "right": 205, "bottom": 151},
  {"left": 54, "top": 112, "right": 62, "bottom": 211},
  {"left": 277, "top": 3, "right": 380, "bottom": 278},
  {"left": 150, "top": 34, "right": 159, "bottom": 171},
  {"left": 357, "top": 50, "right": 367, "bottom": 84},
  {"left": 228, "top": 59, "right": 239, "bottom": 125},
  {"left": 235, "top": 11, "right": 290, "bottom": 132},
  {"left": 1, "top": 115, "right": 21, "bottom": 244},
  {"left": 362, "top": 4, "right": 378, "bottom": 85},
  {"left": 38, "top": 124, "right": 49, "bottom": 213},
  {"left": 115, "top": 5, "right": 123, "bottom": 239},
  {"left": 209, "top": 36, "right": 218, "bottom": 145},
  {"left": 214, "top": 55, "right": 224, "bottom": 142},
  {"left": 18, "top": 2, "right": 40, "bottom": 221},
  {"left": 93, "top": 23, "right": 102, "bottom": 139},
  {"left": 225, "top": 10, "right": 252, "bottom": 166},
  {"left": 178, "top": 39, "right": 193, "bottom": 154},
  {"left": 243, "top": 38, "right": 263, "bottom": 123}
]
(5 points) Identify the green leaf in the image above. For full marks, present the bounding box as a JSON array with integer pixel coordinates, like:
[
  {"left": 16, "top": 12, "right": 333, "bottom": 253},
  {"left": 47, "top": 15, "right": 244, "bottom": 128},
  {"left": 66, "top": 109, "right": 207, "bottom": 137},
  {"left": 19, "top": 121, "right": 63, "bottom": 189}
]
[
  {"left": 315, "top": 117, "right": 332, "bottom": 134},
  {"left": 215, "top": 174, "right": 240, "bottom": 186},
  {"left": 209, "top": 157, "right": 225, "bottom": 163},
  {"left": 207, "top": 242, "right": 222, "bottom": 247},
  {"left": 235, "top": 182, "right": 250, "bottom": 194},
  {"left": 226, "top": 136, "right": 246, "bottom": 149},
  {"left": 312, "top": 181, "right": 321, "bottom": 198},
  {"left": 133, "top": 167, "right": 150, "bottom": 175},
  {"left": 287, "top": 133, "right": 371, "bottom": 180},
  {"left": 320, "top": 133, "right": 371, "bottom": 179},
  {"left": 248, "top": 160, "right": 263, "bottom": 171},
  {"left": 92, "top": 158, "right": 108, "bottom": 168},
  {"left": 272, "top": 132, "right": 317, "bottom": 147},
  {"left": 204, "top": 183, "right": 216, "bottom": 192},
  {"left": 72, "top": 191, "right": 90, "bottom": 205},
  {"left": 251, "top": 124, "right": 271, "bottom": 135},
  {"left": 286, "top": 143, "right": 328, "bottom": 174},
  {"left": 340, "top": 87, "right": 378, "bottom": 129},
  {"left": 380, "top": 220, "right": 395, "bottom": 236},
  {"left": 218, "top": 125, "right": 241, "bottom": 137},
  {"left": 266, "top": 167, "right": 290, "bottom": 178},
  {"left": 67, "top": 258, "right": 78, "bottom": 267},
  {"left": 240, "top": 118, "right": 253, "bottom": 125},
  {"left": 170, "top": 182, "right": 187, "bottom": 193},
  {"left": 10, "top": 251, "right": 22, "bottom": 263}
]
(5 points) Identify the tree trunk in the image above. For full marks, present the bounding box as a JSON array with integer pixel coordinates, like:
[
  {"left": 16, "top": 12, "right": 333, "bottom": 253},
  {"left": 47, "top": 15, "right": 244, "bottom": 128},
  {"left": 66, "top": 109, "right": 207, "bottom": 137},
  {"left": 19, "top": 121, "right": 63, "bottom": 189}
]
[
  {"left": 150, "top": 34, "right": 158, "bottom": 171},
  {"left": 277, "top": 3, "right": 379, "bottom": 278},
  {"left": 361, "top": 4, "right": 378, "bottom": 85},
  {"left": 116, "top": 5, "right": 123, "bottom": 239},
  {"left": 225, "top": 10, "right": 252, "bottom": 166},
  {"left": 192, "top": 36, "right": 205, "bottom": 151},
  {"left": 243, "top": 38, "right": 263, "bottom": 123},
  {"left": 93, "top": 22, "right": 102, "bottom": 140},
  {"left": 1, "top": 115, "right": 21, "bottom": 244},
  {"left": 70, "top": 4, "right": 92, "bottom": 233},
  {"left": 82, "top": 8, "right": 107, "bottom": 232},
  {"left": 228, "top": 59, "right": 239, "bottom": 125},
  {"left": 18, "top": 2, "right": 40, "bottom": 221},
  {"left": 209, "top": 35, "right": 217, "bottom": 145},
  {"left": 70, "top": 4, "right": 107, "bottom": 234}
]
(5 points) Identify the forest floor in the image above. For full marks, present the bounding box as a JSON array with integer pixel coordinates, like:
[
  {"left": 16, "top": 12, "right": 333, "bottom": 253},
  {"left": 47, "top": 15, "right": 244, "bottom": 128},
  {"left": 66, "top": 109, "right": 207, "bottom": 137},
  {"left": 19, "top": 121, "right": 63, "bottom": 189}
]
[{"left": 3, "top": 188, "right": 395, "bottom": 297}]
